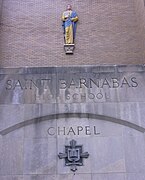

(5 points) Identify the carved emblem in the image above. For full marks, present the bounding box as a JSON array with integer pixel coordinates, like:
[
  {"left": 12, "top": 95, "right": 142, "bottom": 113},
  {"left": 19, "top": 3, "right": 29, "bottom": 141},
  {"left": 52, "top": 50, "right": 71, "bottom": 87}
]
[{"left": 58, "top": 139, "right": 89, "bottom": 172}]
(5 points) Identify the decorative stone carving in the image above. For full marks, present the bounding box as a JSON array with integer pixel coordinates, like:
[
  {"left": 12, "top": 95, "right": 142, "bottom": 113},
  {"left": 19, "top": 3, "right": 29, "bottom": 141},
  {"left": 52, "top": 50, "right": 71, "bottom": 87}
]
[
  {"left": 58, "top": 139, "right": 89, "bottom": 172},
  {"left": 64, "top": 44, "right": 75, "bottom": 54}
]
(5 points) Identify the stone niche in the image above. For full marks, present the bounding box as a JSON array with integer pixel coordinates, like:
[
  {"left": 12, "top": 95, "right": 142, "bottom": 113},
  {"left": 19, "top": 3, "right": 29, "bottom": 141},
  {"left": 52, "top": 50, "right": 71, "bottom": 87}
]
[{"left": 0, "top": 65, "right": 145, "bottom": 180}]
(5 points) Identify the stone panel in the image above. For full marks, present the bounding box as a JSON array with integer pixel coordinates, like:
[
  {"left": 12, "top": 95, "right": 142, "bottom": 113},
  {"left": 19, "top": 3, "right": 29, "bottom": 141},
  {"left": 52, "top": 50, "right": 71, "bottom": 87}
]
[
  {"left": 23, "top": 138, "right": 57, "bottom": 175},
  {"left": 123, "top": 134, "right": 145, "bottom": 173},
  {"left": 0, "top": 138, "right": 23, "bottom": 175},
  {"left": 92, "top": 173, "right": 126, "bottom": 180},
  {"left": 0, "top": 66, "right": 144, "bottom": 104},
  {"left": 23, "top": 174, "right": 92, "bottom": 180},
  {"left": 126, "top": 173, "right": 145, "bottom": 180},
  {"left": 0, "top": 65, "right": 145, "bottom": 179},
  {"left": 0, "top": 176, "right": 23, "bottom": 180}
]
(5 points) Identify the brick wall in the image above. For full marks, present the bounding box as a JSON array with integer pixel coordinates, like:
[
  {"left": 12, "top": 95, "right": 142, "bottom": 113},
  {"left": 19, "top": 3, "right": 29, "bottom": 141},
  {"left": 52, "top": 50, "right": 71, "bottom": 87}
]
[
  {"left": 134, "top": 0, "right": 145, "bottom": 62},
  {"left": 0, "top": 0, "right": 145, "bottom": 67}
]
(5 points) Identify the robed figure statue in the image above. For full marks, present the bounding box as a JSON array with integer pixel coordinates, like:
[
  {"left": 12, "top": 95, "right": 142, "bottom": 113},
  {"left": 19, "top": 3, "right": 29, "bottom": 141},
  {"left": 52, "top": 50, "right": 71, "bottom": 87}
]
[{"left": 62, "top": 5, "right": 78, "bottom": 45}]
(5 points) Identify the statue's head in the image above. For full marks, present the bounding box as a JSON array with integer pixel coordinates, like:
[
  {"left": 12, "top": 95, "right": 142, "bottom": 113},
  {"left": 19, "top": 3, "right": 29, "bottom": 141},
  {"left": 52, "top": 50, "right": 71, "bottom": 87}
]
[{"left": 67, "top": 4, "right": 72, "bottom": 10}]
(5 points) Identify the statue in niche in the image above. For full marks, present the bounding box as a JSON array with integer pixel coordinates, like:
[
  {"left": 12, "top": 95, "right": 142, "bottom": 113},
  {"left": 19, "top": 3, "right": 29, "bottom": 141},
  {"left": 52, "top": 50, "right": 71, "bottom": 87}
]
[{"left": 62, "top": 4, "right": 78, "bottom": 54}]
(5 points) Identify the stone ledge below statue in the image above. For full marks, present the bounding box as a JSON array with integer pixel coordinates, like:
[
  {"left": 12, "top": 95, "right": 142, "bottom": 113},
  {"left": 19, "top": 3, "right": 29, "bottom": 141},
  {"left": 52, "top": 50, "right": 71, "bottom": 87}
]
[{"left": 64, "top": 44, "right": 75, "bottom": 54}]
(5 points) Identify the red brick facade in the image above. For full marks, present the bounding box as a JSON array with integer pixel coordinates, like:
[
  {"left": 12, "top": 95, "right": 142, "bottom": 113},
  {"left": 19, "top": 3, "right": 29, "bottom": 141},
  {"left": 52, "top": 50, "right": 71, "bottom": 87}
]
[{"left": 0, "top": 0, "right": 145, "bottom": 67}]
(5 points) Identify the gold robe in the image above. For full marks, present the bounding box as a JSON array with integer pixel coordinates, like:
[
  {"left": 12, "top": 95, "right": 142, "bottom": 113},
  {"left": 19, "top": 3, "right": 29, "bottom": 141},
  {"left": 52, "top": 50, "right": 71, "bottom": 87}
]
[{"left": 62, "top": 10, "right": 78, "bottom": 44}]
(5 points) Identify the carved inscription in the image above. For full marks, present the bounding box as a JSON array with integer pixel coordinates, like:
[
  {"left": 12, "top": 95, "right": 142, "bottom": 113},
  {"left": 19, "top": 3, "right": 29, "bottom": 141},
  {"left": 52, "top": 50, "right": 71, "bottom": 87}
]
[
  {"left": 5, "top": 77, "right": 138, "bottom": 90},
  {"left": 59, "top": 77, "right": 138, "bottom": 89},
  {"left": 1, "top": 73, "right": 139, "bottom": 103},
  {"left": 47, "top": 126, "right": 100, "bottom": 136},
  {"left": 5, "top": 79, "right": 51, "bottom": 90}
]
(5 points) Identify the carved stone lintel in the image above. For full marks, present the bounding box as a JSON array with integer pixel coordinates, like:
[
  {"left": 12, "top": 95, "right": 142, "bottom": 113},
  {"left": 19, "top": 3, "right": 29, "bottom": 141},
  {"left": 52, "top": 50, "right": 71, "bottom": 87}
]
[{"left": 64, "top": 44, "right": 75, "bottom": 54}]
